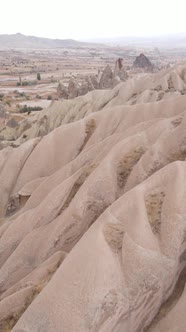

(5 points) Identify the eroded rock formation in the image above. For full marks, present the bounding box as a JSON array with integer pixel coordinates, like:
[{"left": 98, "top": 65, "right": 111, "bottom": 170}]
[
  {"left": 133, "top": 53, "right": 154, "bottom": 72},
  {"left": 57, "top": 58, "right": 129, "bottom": 100},
  {"left": 0, "top": 63, "right": 186, "bottom": 331},
  {"left": 114, "top": 57, "right": 128, "bottom": 81}
]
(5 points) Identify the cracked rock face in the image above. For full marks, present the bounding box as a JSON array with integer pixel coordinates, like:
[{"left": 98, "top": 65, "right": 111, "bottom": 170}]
[{"left": 0, "top": 63, "right": 186, "bottom": 331}]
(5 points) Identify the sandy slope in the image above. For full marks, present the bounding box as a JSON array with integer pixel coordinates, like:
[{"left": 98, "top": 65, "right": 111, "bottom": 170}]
[{"left": 0, "top": 64, "right": 186, "bottom": 331}]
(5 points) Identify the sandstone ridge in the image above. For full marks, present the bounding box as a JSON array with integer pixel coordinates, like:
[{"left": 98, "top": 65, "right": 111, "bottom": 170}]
[{"left": 0, "top": 64, "right": 186, "bottom": 331}]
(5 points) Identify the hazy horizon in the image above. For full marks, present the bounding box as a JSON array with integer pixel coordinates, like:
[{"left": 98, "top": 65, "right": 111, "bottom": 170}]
[
  {"left": 1, "top": 32, "right": 186, "bottom": 42},
  {"left": 1, "top": 0, "right": 186, "bottom": 40}
]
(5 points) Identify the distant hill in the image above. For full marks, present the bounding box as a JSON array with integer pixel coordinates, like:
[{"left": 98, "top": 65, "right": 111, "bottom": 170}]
[
  {"left": 0, "top": 33, "right": 104, "bottom": 49},
  {"left": 88, "top": 33, "right": 186, "bottom": 49}
]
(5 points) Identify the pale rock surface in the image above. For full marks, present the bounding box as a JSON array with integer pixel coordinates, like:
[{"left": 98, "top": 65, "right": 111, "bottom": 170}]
[
  {"left": 88, "top": 74, "right": 100, "bottom": 89},
  {"left": 0, "top": 64, "right": 186, "bottom": 331},
  {"left": 67, "top": 77, "right": 79, "bottom": 99},
  {"left": 99, "top": 64, "right": 113, "bottom": 89},
  {"left": 57, "top": 81, "right": 68, "bottom": 99},
  {"left": 114, "top": 57, "right": 128, "bottom": 81}
]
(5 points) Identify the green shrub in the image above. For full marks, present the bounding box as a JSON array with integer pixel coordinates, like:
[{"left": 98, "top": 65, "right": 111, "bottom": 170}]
[
  {"left": 28, "top": 80, "right": 37, "bottom": 86},
  {"left": 14, "top": 91, "right": 26, "bottom": 98},
  {"left": 21, "top": 81, "right": 36, "bottom": 86},
  {"left": 20, "top": 105, "right": 43, "bottom": 113},
  {"left": 22, "top": 81, "right": 29, "bottom": 86},
  {"left": 6, "top": 100, "right": 11, "bottom": 107},
  {"left": 19, "top": 92, "right": 26, "bottom": 97}
]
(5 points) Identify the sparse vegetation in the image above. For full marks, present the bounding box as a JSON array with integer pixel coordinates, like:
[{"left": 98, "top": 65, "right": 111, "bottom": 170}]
[
  {"left": 22, "top": 81, "right": 29, "bottom": 86},
  {"left": 47, "top": 95, "right": 52, "bottom": 100},
  {"left": 16, "top": 81, "right": 37, "bottom": 87},
  {"left": 5, "top": 100, "right": 11, "bottom": 107},
  {"left": 20, "top": 105, "right": 43, "bottom": 113},
  {"left": 16, "top": 91, "right": 26, "bottom": 98}
]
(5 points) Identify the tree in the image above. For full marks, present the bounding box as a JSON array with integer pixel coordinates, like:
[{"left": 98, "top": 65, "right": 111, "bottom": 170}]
[{"left": 37, "top": 73, "right": 41, "bottom": 81}]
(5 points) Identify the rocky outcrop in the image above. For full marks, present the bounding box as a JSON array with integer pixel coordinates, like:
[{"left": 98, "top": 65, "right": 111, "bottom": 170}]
[
  {"left": 68, "top": 78, "right": 79, "bottom": 99},
  {"left": 133, "top": 53, "right": 154, "bottom": 71},
  {"left": 78, "top": 81, "right": 89, "bottom": 96},
  {"left": 1, "top": 64, "right": 186, "bottom": 147},
  {"left": 57, "top": 59, "right": 129, "bottom": 100},
  {"left": 114, "top": 57, "right": 128, "bottom": 81},
  {"left": 87, "top": 75, "right": 100, "bottom": 90},
  {"left": 99, "top": 64, "right": 113, "bottom": 89},
  {"left": 57, "top": 82, "right": 68, "bottom": 99}
]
